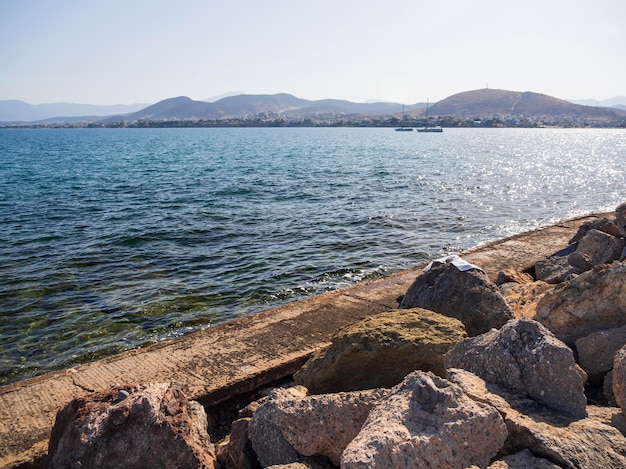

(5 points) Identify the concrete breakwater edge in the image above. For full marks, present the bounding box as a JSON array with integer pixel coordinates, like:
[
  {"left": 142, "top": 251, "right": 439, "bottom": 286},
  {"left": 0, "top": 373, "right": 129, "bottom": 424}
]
[{"left": 1, "top": 211, "right": 625, "bottom": 468}]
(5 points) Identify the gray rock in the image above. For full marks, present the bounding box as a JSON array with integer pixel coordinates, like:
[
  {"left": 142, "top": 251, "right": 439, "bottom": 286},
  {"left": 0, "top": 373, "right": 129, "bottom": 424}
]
[
  {"left": 616, "top": 202, "right": 626, "bottom": 237},
  {"left": 569, "top": 217, "right": 620, "bottom": 243},
  {"left": 448, "top": 369, "right": 626, "bottom": 469},
  {"left": 488, "top": 449, "right": 561, "bottom": 468},
  {"left": 399, "top": 261, "right": 512, "bottom": 336},
  {"left": 247, "top": 389, "right": 302, "bottom": 467},
  {"left": 575, "top": 229, "right": 624, "bottom": 266},
  {"left": 444, "top": 319, "right": 587, "bottom": 418},
  {"left": 293, "top": 308, "right": 466, "bottom": 394},
  {"left": 341, "top": 371, "right": 507, "bottom": 469},
  {"left": 535, "top": 262, "right": 626, "bottom": 346},
  {"left": 614, "top": 345, "right": 626, "bottom": 413},
  {"left": 45, "top": 383, "right": 216, "bottom": 469},
  {"left": 248, "top": 387, "right": 386, "bottom": 467},
  {"left": 604, "top": 370, "right": 616, "bottom": 406},
  {"left": 575, "top": 325, "right": 626, "bottom": 384},
  {"left": 535, "top": 252, "right": 593, "bottom": 284},
  {"left": 216, "top": 418, "right": 257, "bottom": 469}
]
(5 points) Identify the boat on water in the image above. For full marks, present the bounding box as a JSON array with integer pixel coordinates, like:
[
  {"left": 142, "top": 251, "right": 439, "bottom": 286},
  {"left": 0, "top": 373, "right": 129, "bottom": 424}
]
[
  {"left": 417, "top": 98, "right": 443, "bottom": 133},
  {"left": 417, "top": 126, "right": 443, "bottom": 133},
  {"left": 395, "top": 104, "right": 413, "bottom": 131}
]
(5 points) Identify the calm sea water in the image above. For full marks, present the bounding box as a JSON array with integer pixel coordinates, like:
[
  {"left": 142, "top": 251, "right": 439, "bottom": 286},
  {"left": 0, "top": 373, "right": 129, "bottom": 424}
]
[{"left": 1, "top": 127, "right": 625, "bottom": 384}]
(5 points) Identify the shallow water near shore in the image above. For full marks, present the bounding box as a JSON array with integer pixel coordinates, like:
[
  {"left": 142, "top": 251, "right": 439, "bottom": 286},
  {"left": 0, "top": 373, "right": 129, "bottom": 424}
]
[{"left": 1, "top": 127, "right": 625, "bottom": 384}]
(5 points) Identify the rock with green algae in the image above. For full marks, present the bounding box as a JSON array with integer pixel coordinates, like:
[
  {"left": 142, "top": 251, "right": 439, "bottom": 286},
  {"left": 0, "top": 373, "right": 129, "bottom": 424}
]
[{"left": 293, "top": 308, "right": 467, "bottom": 394}]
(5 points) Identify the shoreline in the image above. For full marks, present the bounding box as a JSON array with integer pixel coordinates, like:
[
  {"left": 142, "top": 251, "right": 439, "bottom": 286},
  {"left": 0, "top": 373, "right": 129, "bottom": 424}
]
[{"left": 0, "top": 212, "right": 609, "bottom": 468}]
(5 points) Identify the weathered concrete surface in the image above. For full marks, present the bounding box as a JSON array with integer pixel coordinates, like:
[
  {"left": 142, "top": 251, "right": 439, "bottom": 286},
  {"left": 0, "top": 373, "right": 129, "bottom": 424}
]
[{"left": 0, "top": 214, "right": 605, "bottom": 468}]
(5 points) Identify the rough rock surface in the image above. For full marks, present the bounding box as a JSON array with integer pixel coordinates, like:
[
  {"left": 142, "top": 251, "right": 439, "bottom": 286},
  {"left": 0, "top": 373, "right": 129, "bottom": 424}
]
[
  {"left": 615, "top": 202, "right": 626, "bottom": 237},
  {"left": 575, "top": 325, "right": 626, "bottom": 384},
  {"left": 499, "top": 280, "right": 552, "bottom": 319},
  {"left": 45, "top": 383, "right": 216, "bottom": 469},
  {"left": 399, "top": 261, "right": 512, "bottom": 336},
  {"left": 448, "top": 369, "right": 626, "bottom": 469},
  {"left": 534, "top": 250, "right": 592, "bottom": 284},
  {"left": 614, "top": 345, "right": 626, "bottom": 413},
  {"left": 340, "top": 371, "right": 507, "bottom": 469},
  {"left": 444, "top": 319, "right": 587, "bottom": 418},
  {"left": 569, "top": 217, "right": 620, "bottom": 243},
  {"left": 575, "top": 228, "right": 624, "bottom": 266},
  {"left": 293, "top": 308, "right": 466, "bottom": 394},
  {"left": 535, "top": 261, "right": 626, "bottom": 346},
  {"left": 248, "top": 387, "right": 386, "bottom": 467},
  {"left": 487, "top": 449, "right": 561, "bottom": 468},
  {"left": 216, "top": 418, "right": 257, "bottom": 469}
]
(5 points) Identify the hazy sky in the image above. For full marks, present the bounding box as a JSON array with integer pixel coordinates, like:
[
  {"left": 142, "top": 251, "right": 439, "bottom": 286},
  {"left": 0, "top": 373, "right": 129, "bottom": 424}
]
[{"left": 1, "top": 0, "right": 624, "bottom": 105}]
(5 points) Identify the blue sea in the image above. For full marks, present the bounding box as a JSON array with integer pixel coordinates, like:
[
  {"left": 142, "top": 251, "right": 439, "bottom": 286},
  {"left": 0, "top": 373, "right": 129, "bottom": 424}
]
[{"left": 1, "top": 127, "right": 625, "bottom": 385}]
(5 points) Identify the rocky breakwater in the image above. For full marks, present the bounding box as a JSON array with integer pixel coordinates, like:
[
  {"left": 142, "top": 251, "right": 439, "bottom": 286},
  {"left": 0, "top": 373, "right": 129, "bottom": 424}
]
[{"left": 42, "top": 204, "right": 626, "bottom": 468}]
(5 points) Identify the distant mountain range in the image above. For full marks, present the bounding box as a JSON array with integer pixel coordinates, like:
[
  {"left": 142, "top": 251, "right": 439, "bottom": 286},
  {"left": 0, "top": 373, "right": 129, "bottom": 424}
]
[
  {"left": 1, "top": 89, "right": 625, "bottom": 126},
  {"left": 0, "top": 100, "right": 149, "bottom": 123}
]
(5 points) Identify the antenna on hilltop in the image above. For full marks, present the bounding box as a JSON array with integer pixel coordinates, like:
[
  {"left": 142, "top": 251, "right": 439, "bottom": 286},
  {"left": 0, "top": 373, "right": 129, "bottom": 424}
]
[{"left": 486, "top": 82, "right": 489, "bottom": 89}]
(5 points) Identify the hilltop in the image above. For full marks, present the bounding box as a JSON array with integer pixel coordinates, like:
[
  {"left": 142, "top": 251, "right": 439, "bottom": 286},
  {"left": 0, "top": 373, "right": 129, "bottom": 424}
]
[{"left": 429, "top": 89, "right": 624, "bottom": 126}]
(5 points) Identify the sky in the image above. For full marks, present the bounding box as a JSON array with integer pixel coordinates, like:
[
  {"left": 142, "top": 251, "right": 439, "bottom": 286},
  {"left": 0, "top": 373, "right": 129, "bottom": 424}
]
[{"left": 1, "top": 0, "right": 625, "bottom": 105}]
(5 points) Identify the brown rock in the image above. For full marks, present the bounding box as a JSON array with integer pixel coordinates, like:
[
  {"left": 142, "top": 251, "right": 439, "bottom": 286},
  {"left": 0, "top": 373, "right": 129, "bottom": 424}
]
[
  {"left": 495, "top": 269, "right": 535, "bottom": 286},
  {"left": 535, "top": 262, "right": 626, "bottom": 346},
  {"left": 293, "top": 308, "right": 467, "bottom": 394},
  {"left": 45, "top": 383, "right": 216, "bottom": 469},
  {"left": 341, "top": 371, "right": 507, "bottom": 469},
  {"left": 444, "top": 319, "right": 587, "bottom": 418},
  {"left": 449, "top": 369, "right": 626, "bottom": 469},
  {"left": 499, "top": 280, "right": 552, "bottom": 319},
  {"left": 399, "top": 261, "right": 512, "bottom": 336}
]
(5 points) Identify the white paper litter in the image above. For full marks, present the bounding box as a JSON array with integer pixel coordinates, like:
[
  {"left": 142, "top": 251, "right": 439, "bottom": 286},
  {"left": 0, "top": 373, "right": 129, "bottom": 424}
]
[{"left": 423, "top": 255, "right": 485, "bottom": 273}]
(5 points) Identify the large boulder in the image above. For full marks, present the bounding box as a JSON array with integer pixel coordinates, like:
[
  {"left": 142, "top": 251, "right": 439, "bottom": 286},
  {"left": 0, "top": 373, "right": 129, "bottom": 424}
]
[
  {"left": 535, "top": 261, "right": 626, "bottom": 346},
  {"left": 614, "top": 345, "right": 626, "bottom": 413},
  {"left": 448, "top": 369, "right": 626, "bottom": 469},
  {"left": 534, "top": 250, "right": 592, "bottom": 284},
  {"left": 45, "top": 383, "right": 216, "bottom": 469},
  {"left": 575, "top": 229, "right": 624, "bottom": 266},
  {"left": 247, "top": 387, "right": 386, "bottom": 467},
  {"left": 341, "top": 371, "right": 507, "bottom": 469},
  {"left": 575, "top": 325, "right": 626, "bottom": 384},
  {"left": 569, "top": 217, "right": 621, "bottom": 244},
  {"left": 444, "top": 319, "right": 587, "bottom": 418},
  {"left": 293, "top": 308, "right": 466, "bottom": 394},
  {"left": 399, "top": 259, "right": 512, "bottom": 336}
]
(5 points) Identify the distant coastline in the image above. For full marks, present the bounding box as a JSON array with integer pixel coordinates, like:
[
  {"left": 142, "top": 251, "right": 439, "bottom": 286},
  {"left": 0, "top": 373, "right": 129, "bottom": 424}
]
[{"left": 2, "top": 88, "right": 625, "bottom": 129}]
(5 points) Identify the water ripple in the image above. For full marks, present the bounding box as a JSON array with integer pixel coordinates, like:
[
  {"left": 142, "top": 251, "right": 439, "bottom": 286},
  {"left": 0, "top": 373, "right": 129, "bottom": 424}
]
[{"left": 1, "top": 127, "right": 625, "bottom": 384}]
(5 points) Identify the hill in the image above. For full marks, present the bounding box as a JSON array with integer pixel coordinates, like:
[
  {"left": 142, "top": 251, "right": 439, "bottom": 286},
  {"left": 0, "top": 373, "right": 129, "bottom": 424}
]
[
  {"left": 120, "top": 94, "right": 424, "bottom": 122},
  {"left": 429, "top": 89, "right": 624, "bottom": 125}
]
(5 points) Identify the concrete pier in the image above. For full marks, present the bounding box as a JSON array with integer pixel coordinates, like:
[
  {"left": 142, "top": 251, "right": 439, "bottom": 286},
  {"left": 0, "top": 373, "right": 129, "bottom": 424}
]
[{"left": 0, "top": 214, "right": 602, "bottom": 468}]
